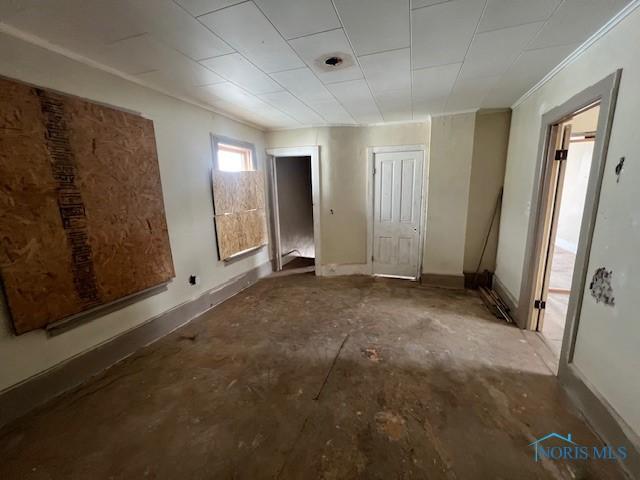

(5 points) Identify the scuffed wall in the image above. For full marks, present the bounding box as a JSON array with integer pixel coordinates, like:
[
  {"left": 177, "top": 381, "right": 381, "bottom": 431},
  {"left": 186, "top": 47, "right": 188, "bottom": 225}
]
[{"left": 494, "top": 7, "right": 640, "bottom": 436}]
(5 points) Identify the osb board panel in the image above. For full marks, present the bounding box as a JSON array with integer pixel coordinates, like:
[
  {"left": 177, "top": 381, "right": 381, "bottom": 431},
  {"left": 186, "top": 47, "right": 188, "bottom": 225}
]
[
  {"left": 0, "top": 76, "right": 175, "bottom": 334},
  {"left": 212, "top": 171, "right": 265, "bottom": 214},
  {"left": 215, "top": 210, "right": 267, "bottom": 260}
]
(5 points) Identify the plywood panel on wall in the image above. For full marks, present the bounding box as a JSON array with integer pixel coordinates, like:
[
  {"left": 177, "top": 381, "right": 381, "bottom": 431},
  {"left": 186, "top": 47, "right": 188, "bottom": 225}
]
[
  {"left": 211, "top": 170, "right": 267, "bottom": 260},
  {"left": 0, "top": 76, "right": 175, "bottom": 334}
]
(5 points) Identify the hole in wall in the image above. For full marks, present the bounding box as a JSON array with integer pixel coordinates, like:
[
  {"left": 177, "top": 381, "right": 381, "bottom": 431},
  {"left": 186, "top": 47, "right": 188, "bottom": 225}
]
[{"left": 589, "top": 267, "right": 615, "bottom": 306}]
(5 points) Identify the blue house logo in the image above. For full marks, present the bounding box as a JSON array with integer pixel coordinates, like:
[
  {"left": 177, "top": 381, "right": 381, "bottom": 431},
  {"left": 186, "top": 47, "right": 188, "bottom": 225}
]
[
  {"left": 529, "top": 433, "right": 578, "bottom": 462},
  {"left": 529, "top": 432, "right": 628, "bottom": 462}
]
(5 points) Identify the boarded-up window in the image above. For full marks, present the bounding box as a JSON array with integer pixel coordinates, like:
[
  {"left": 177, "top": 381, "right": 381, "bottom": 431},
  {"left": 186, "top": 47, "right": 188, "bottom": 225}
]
[{"left": 211, "top": 136, "right": 267, "bottom": 260}]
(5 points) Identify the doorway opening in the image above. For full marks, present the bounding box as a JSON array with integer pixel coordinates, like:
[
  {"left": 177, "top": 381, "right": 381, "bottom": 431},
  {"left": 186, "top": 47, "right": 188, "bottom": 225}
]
[
  {"left": 266, "top": 147, "right": 321, "bottom": 275},
  {"left": 534, "top": 105, "right": 600, "bottom": 359}
]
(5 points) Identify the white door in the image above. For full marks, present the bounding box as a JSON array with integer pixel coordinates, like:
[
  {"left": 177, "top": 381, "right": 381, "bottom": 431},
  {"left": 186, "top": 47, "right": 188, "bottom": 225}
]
[{"left": 373, "top": 150, "right": 424, "bottom": 279}]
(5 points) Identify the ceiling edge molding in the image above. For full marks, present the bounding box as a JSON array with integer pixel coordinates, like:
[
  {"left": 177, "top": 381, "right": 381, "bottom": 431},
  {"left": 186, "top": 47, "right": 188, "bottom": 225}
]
[
  {"left": 0, "top": 23, "right": 267, "bottom": 132},
  {"left": 511, "top": 0, "right": 640, "bottom": 109}
]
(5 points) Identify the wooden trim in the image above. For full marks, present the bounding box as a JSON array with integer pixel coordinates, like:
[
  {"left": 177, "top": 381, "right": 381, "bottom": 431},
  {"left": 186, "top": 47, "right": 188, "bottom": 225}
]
[
  {"left": 0, "top": 261, "right": 273, "bottom": 428},
  {"left": 421, "top": 273, "right": 465, "bottom": 289},
  {"left": 492, "top": 274, "right": 518, "bottom": 322}
]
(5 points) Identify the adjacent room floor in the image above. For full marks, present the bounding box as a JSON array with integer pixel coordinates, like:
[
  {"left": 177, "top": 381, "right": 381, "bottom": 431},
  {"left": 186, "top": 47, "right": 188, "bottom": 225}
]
[
  {"left": 0, "top": 275, "right": 626, "bottom": 479},
  {"left": 542, "top": 245, "right": 576, "bottom": 358}
]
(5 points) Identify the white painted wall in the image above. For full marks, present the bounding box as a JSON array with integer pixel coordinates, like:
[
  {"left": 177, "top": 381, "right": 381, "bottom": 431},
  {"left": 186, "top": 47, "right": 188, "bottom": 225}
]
[
  {"left": 275, "top": 156, "right": 315, "bottom": 259},
  {"left": 425, "top": 113, "right": 475, "bottom": 276},
  {"left": 0, "top": 33, "right": 269, "bottom": 392},
  {"left": 555, "top": 141, "right": 594, "bottom": 253},
  {"left": 495, "top": 7, "right": 640, "bottom": 435}
]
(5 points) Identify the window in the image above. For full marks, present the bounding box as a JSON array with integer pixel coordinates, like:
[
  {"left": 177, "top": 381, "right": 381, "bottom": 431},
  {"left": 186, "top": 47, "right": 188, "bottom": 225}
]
[{"left": 217, "top": 143, "right": 254, "bottom": 172}]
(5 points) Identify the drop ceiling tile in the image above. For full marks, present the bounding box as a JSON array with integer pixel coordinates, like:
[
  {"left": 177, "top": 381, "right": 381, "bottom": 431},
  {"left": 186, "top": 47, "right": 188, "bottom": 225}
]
[
  {"left": 411, "top": 0, "right": 485, "bottom": 69},
  {"left": 289, "top": 29, "right": 363, "bottom": 84},
  {"left": 94, "top": 34, "right": 185, "bottom": 75},
  {"left": 411, "top": 0, "right": 451, "bottom": 9},
  {"left": 138, "top": 58, "right": 225, "bottom": 93},
  {"left": 253, "top": 0, "right": 341, "bottom": 40},
  {"left": 375, "top": 89, "right": 413, "bottom": 122},
  {"left": 482, "top": 43, "right": 578, "bottom": 107},
  {"left": 270, "top": 68, "right": 335, "bottom": 103},
  {"left": 528, "top": 0, "right": 631, "bottom": 50},
  {"left": 460, "top": 22, "right": 544, "bottom": 79},
  {"left": 413, "top": 97, "right": 448, "bottom": 118},
  {"left": 0, "top": 0, "right": 146, "bottom": 54},
  {"left": 258, "top": 91, "right": 326, "bottom": 125},
  {"left": 309, "top": 99, "right": 356, "bottom": 124},
  {"left": 198, "top": 1, "right": 304, "bottom": 73},
  {"left": 326, "top": 79, "right": 383, "bottom": 123},
  {"left": 133, "top": 0, "right": 233, "bottom": 61},
  {"left": 197, "top": 81, "right": 266, "bottom": 108},
  {"left": 334, "top": 0, "right": 410, "bottom": 55},
  {"left": 174, "top": 0, "right": 245, "bottom": 17},
  {"left": 445, "top": 75, "right": 499, "bottom": 111},
  {"left": 412, "top": 63, "right": 461, "bottom": 102},
  {"left": 477, "top": 0, "right": 560, "bottom": 33},
  {"left": 200, "top": 53, "right": 283, "bottom": 94},
  {"left": 359, "top": 48, "right": 411, "bottom": 94}
]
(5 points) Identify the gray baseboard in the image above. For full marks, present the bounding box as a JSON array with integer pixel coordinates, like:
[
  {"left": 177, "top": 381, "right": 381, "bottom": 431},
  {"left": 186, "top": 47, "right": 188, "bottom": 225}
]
[
  {"left": 421, "top": 273, "right": 465, "bottom": 289},
  {"left": 559, "top": 363, "right": 640, "bottom": 479},
  {"left": 0, "top": 261, "right": 273, "bottom": 428}
]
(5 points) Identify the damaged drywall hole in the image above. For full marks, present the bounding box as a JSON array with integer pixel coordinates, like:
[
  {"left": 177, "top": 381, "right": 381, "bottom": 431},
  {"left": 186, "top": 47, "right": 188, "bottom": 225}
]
[
  {"left": 615, "top": 156, "right": 625, "bottom": 183},
  {"left": 589, "top": 267, "right": 615, "bottom": 306},
  {"left": 324, "top": 56, "right": 343, "bottom": 66}
]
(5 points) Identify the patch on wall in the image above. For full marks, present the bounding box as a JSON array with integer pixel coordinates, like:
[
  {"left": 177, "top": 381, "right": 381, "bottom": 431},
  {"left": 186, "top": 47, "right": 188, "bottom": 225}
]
[{"left": 589, "top": 267, "right": 615, "bottom": 306}]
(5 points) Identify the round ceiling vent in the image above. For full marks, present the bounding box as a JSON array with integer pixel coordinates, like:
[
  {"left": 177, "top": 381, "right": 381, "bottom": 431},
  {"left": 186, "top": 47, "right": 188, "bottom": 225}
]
[{"left": 324, "top": 56, "right": 343, "bottom": 67}]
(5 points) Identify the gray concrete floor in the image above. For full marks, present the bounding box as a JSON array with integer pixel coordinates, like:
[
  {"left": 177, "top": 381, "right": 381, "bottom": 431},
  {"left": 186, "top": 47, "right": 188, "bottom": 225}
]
[{"left": 0, "top": 275, "right": 627, "bottom": 479}]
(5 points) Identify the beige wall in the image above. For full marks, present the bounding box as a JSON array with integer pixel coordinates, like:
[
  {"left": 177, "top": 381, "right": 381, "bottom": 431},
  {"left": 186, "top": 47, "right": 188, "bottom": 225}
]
[
  {"left": 424, "top": 113, "right": 475, "bottom": 276},
  {"left": 495, "top": 8, "right": 640, "bottom": 436},
  {"left": 267, "top": 123, "right": 431, "bottom": 268},
  {"left": 0, "top": 33, "right": 269, "bottom": 391},
  {"left": 463, "top": 110, "right": 511, "bottom": 273}
]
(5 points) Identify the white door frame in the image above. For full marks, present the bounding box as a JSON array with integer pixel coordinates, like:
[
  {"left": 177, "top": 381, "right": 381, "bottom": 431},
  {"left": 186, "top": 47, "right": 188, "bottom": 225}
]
[
  {"left": 366, "top": 144, "right": 428, "bottom": 280},
  {"left": 266, "top": 146, "right": 321, "bottom": 272}
]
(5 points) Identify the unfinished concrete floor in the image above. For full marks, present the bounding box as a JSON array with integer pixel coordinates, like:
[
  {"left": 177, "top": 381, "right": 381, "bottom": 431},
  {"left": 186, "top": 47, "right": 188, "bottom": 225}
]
[{"left": 0, "top": 275, "right": 627, "bottom": 479}]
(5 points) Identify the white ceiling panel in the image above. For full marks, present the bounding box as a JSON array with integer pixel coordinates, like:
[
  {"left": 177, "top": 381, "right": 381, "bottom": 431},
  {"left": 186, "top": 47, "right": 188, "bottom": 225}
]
[
  {"left": 359, "top": 48, "right": 411, "bottom": 94},
  {"left": 459, "top": 22, "right": 543, "bottom": 80},
  {"left": 411, "top": 0, "right": 451, "bottom": 9},
  {"left": 198, "top": 1, "right": 304, "bottom": 73},
  {"left": 477, "top": 0, "right": 560, "bottom": 33},
  {"left": 270, "top": 68, "right": 335, "bottom": 104},
  {"left": 289, "top": 29, "right": 363, "bottom": 84},
  {"left": 0, "top": 0, "right": 146, "bottom": 54},
  {"left": 483, "top": 43, "right": 578, "bottom": 107},
  {"left": 446, "top": 75, "right": 499, "bottom": 111},
  {"left": 326, "top": 79, "right": 383, "bottom": 123},
  {"left": 138, "top": 58, "right": 225, "bottom": 91},
  {"left": 375, "top": 89, "right": 413, "bottom": 122},
  {"left": 94, "top": 34, "right": 187, "bottom": 75},
  {"left": 309, "top": 99, "right": 356, "bottom": 124},
  {"left": 528, "top": 0, "right": 631, "bottom": 50},
  {"left": 253, "top": 0, "right": 341, "bottom": 40},
  {"left": 412, "top": 63, "right": 461, "bottom": 102},
  {"left": 200, "top": 53, "right": 282, "bottom": 94},
  {"left": 174, "top": 0, "right": 245, "bottom": 17},
  {"left": 411, "top": 0, "right": 485, "bottom": 69},
  {"left": 258, "top": 91, "right": 326, "bottom": 125},
  {"left": 0, "top": 0, "right": 630, "bottom": 128},
  {"left": 334, "top": 0, "right": 410, "bottom": 56},
  {"left": 133, "top": 0, "right": 233, "bottom": 61}
]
